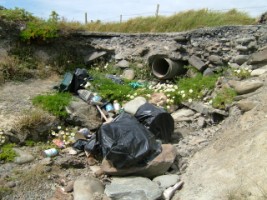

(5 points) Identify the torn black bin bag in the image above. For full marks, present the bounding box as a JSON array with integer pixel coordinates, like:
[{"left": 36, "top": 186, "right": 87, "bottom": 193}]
[
  {"left": 97, "top": 112, "right": 162, "bottom": 169},
  {"left": 72, "top": 68, "right": 93, "bottom": 93},
  {"left": 135, "top": 103, "right": 174, "bottom": 143}
]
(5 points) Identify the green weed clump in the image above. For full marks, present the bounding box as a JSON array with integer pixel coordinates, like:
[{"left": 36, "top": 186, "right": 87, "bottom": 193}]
[
  {"left": 0, "top": 143, "right": 17, "bottom": 162},
  {"left": 173, "top": 73, "right": 219, "bottom": 104},
  {"left": 212, "top": 87, "right": 237, "bottom": 109},
  {"left": 0, "top": 186, "right": 13, "bottom": 199},
  {"left": 32, "top": 92, "right": 72, "bottom": 117}
]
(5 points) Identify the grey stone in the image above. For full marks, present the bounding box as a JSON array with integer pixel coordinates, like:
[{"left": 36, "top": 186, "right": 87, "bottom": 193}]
[
  {"left": 208, "top": 55, "right": 223, "bottom": 65},
  {"left": 203, "top": 68, "right": 215, "bottom": 76},
  {"left": 123, "top": 96, "right": 147, "bottom": 115},
  {"left": 153, "top": 174, "right": 180, "bottom": 189},
  {"left": 105, "top": 177, "right": 162, "bottom": 200},
  {"left": 236, "top": 37, "right": 255, "bottom": 44},
  {"left": 73, "top": 177, "right": 104, "bottom": 200},
  {"left": 233, "top": 55, "right": 249, "bottom": 65},
  {"left": 65, "top": 97, "right": 102, "bottom": 129},
  {"left": 116, "top": 60, "right": 130, "bottom": 68},
  {"left": 236, "top": 45, "right": 248, "bottom": 52},
  {"left": 183, "top": 102, "right": 228, "bottom": 116},
  {"left": 188, "top": 55, "right": 206, "bottom": 71},
  {"left": 236, "top": 100, "right": 257, "bottom": 112},
  {"left": 171, "top": 109, "right": 195, "bottom": 122},
  {"left": 13, "top": 148, "right": 35, "bottom": 164},
  {"left": 251, "top": 65, "right": 267, "bottom": 76},
  {"left": 84, "top": 51, "right": 106, "bottom": 63},
  {"left": 248, "top": 48, "right": 267, "bottom": 65},
  {"left": 228, "top": 80, "right": 263, "bottom": 95},
  {"left": 121, "top": 68, "right": 135, "bottom": 80},
  {"left": 101, "top": 144, "right": 177, "bottom": 178}
]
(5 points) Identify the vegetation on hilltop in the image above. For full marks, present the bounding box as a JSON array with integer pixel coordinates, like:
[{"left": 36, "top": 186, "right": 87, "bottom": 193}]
[{"left": 0, "top": 7, "right": 256, "bottom": 38}]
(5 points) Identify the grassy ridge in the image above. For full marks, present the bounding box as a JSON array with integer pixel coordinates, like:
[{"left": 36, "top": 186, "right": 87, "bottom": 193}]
[
  {"left": 0, "top": 7, "right": 256, "bottom": 33},
  {"left": 81, "top": 9, "right": 255, "bottom": 33}
]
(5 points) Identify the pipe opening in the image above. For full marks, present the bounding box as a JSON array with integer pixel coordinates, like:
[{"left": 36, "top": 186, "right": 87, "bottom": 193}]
[{"left": 152, "top": 57, "right": 184, "bottom": 79}]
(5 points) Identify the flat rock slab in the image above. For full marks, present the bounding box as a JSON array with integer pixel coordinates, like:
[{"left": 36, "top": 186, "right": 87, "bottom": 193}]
[
  {"left": 105, "top": 176, "right": 162, "bottom": 200},
  {"left": 228, "top": 79, "right": 263, "bottom": 95}
]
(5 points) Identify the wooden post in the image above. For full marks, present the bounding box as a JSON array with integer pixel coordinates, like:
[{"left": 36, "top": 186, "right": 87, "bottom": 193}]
[
  {"left": 85, "top": 12, "right": 88, "bottom": 24},
  {"left": 155, "top": 4, "right": 159, "bottom": 17},
  {"left": 120, "top": 14, "right": 122, "bottom": 23}
]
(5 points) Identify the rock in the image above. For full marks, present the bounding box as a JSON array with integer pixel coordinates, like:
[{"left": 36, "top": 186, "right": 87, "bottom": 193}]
[
  {"left": 149, "top": 92, "right": 167, "bottom": 107},
  {"left": 121, "top": 68, "right": 135, "bottom": 80},
  {"left": 208, "top": 55, "right": 223, "bottom": 65},
  {"left": 203, "top": 68, "right": 215, "bottom": 76},
  {"left": 13, "top": 148, "right": 34, "bottom": 164},
  {"left": 54, "top": 155, "right": 86, "bottom": 169},
  {"left": 64, "top": 181, "right": 74, "bottom": 193},
  {"left": 105, "top": 176, "right": 162, "bottom": 200},
  {"left": 101, "top": 144, "right": 177, "bottom": 178},
  {"left": 153, "top": 174, "right": 180, "bottom": 189},
  {"left": 115, "top": 59, "right": 129, "bottom": 68},
  {"left": 233, "top": 55, "right": 249, "bottom": 65},
  {"left": 6, "top": 181, "right": 16, "bottom": 188},
  {"left": 171, "top": 108, "right": 195, "bottom": 121},
  {"left": 40, "top": 157, "right": 53, "bottom": 166},
  {"left": 251, "top": 65, "right": 267, "bottom": 76},
  {"left": 197, "top": 116, "right": 206, "bottom": 127},
  {"left": 236, "top": 99, "right": 257, "bottom": 112},
  {"left": 65, "top": 97, "right": 102, "bottom": 129},
  {"left": 183, "top": 102, "right": 228, "bottom": 116},
  {"left": 73, "top": 177, "right": 104, "bottom": 200},
  {"left": 188, "top": 55, "right": 206, "bottom": 71},
  {"left": 228, "top": 80, "right": 263, "bottom": 95},
  {"left": 248, "top": 48, "right": 267, "bottom": 65},
  {"left": 84, "top": 51, "right": 106, "bottom": 64},
  {"left": 123, "top": 96, "right": 147, "bottom": 115}
]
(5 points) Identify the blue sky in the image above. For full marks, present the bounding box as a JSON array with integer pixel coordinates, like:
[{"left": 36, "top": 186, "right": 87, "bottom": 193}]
[{"left": 0, "top": 0, "right": 267, "bottom": 23}]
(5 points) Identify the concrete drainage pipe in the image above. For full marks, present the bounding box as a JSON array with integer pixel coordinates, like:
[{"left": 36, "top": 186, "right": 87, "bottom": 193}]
[{"left": 152, "top": 57, "right": 184, "bottom": 79}]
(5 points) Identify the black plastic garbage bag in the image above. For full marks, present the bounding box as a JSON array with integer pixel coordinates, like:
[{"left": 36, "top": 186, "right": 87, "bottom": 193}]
[
  {"left": 135, "top": 103, "right": 174, "bottom": 143},
  {"left": 98, "top": 112, "right": 162, "bottom": 169},
  {"left": 72, "top": 135, "right": 99, "bottom": 155},
  {"left": 72, "top": 68, "right": 93, "bottom": 93}
]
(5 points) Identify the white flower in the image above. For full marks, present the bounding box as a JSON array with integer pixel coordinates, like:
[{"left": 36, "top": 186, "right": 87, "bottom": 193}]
[
  {"left": 166, "top": 105, "right": 170, "bottom": 109},
  {"left": 167, "top": 94, "right": 170, "bottom": 97},
  {"left": 174, "top": 85, "right": 178, "bottom": 90},
  {"left": 57, "top": 126, "right": 62, "bottom": 130},
  {"left": 134, "top": 93, "right": 137, "bottom": 96},
  {"left": 146, "top": 94, "right": 151, "bottom": 98},
  {"left": 180, "top": 90, "right": 185, "bottom": 94},
  {"left": 51, "top": 131, "right": 56, "bottom": 136},
  {"left": 130, "top": 95, "right": 134, "bottom": 99},
  {"left": 209, "top": 100, "right": 213, "bottom": 105},
  {"left": 188, "top": 98, "right": 192, "bottom": 103},
  {"left": 236, "top": 69, "right": 241, "bottom": 74},
  {"left": 189, "top": 89, "right": 193, "bottom": 93},
  {"left": 71, "top": 132, "right": 75, "bottom": 137},
  {"left": 182, "top": 94, "right": 186, "bottom": 98}
]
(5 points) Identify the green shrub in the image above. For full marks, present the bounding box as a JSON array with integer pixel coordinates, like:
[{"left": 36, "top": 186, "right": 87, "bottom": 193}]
[
  {"left": 212, "top": 87, "right": 237, "bottom": 109},
  {"left": 0, "top": 7, "right": 34, "bottom": 21},
  {"left": 0, "top": 143, "right": 17, "bottom": 162},
  {"left": 32, "top": 92, "right": 72, "bottom": 117}
]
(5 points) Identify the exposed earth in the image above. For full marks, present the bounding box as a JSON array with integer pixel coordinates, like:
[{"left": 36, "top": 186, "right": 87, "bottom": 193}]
[{"left": 0, "top": 65, "right": 267, "bottom": 200}]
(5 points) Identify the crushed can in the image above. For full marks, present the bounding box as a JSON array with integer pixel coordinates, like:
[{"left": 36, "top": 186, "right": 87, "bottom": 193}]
[{"left": 43, "top": 148, "right": 58, "bottom": 157}]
